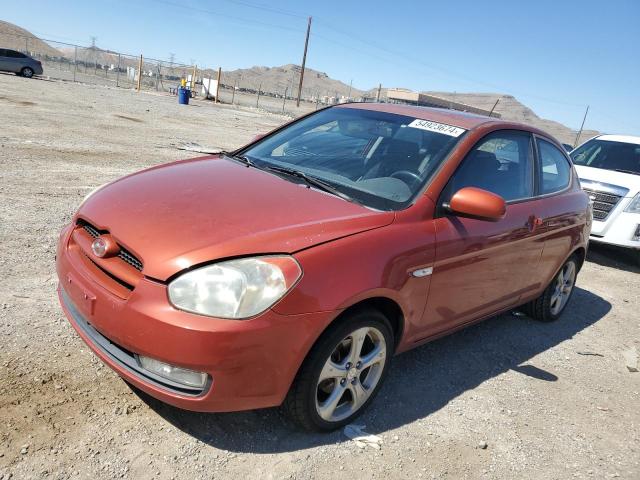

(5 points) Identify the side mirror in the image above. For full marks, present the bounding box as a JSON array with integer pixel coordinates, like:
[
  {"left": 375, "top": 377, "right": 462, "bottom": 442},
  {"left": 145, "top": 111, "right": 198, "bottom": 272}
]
[{"left": 447, "top": 187, "right": 506, "bottom": 221}]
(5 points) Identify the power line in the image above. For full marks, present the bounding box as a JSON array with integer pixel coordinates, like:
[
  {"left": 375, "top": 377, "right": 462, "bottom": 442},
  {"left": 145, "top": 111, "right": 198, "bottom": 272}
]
[
  {"left": 148, "top": 0, "right": 304, "bottom": 34},
  {"left": 312, "top": 18, "right": 587, "bottom": 109},
  {"left": 146, "top": 0, "right": 584, "bottom": 109},
  {"left": 214, "top": 0, "right": 307, "bottom": 19}
]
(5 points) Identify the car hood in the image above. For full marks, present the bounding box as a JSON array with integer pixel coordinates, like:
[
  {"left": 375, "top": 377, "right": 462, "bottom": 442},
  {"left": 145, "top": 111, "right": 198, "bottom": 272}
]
[
  {"left": 575, "top": 165, "right": 640, "bottom": 196},
  {"left": 78, "top": 155, "right": 394, "bottom": 280}
]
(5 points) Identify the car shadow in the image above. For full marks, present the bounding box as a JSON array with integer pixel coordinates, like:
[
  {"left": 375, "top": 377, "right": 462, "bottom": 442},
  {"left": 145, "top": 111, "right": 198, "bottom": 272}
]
[
  {"left": 132, "top": 286, "right": 610, "bottom": 453},
  {"left": 586, "top": 243, "right": 639, "bottom": 273}
]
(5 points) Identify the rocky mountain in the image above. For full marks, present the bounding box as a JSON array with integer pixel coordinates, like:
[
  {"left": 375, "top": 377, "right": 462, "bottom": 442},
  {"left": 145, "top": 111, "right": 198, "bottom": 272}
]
[
  {"left": 216, "top": 64, "right": 363, "bottom": 99},
  {"left": 425, "top": 92, "right": 598, "bottom": 146}
]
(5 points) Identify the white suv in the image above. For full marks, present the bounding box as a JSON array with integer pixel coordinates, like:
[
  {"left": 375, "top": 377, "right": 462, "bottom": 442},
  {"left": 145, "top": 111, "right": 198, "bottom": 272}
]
[{"left": 571, "top": 135, "right": 640, "bottom": 264}]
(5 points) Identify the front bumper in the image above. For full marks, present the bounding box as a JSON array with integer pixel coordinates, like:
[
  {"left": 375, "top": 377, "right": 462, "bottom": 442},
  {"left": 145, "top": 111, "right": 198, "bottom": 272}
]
[
  {"left": 590, "top": 211, "right": 640, "bottom": 250},
  {"left": 56, "top": 225, "right": 335, "bottom": 412}
]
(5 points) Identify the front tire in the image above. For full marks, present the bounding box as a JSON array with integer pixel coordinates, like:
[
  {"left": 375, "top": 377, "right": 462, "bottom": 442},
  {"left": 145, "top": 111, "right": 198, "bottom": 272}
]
[
  {"left": 21, "top": 67, "right": 34, "bottom": 78},
  {"left": 523, "top": 256, "right": 578, "bottom": 322},
  {"left": 283, "top": 309, "right": 393, "bottom": 431}
]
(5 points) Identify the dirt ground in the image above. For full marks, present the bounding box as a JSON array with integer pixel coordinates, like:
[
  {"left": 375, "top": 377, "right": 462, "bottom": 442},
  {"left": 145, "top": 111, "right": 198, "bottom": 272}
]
[{"left": 0, "top": 73, "right": 639, "bottom": 480}]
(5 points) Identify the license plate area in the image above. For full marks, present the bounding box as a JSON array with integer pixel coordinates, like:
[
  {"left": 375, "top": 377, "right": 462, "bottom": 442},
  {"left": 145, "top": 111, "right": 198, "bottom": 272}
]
[{"left": 65, "top": 273, "right": 96, "bottom": 316}]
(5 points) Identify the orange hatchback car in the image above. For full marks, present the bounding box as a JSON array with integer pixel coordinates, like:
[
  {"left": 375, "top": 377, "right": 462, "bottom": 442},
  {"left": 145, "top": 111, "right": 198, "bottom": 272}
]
[{"left": 56, "top": 104, "right": 591, "bottom": 430}]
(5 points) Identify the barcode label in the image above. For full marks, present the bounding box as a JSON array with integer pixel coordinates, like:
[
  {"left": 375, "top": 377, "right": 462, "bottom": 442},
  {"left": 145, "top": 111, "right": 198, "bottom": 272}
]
[{"left": 407, "top": 119, "right": 466, "bottom": 137}]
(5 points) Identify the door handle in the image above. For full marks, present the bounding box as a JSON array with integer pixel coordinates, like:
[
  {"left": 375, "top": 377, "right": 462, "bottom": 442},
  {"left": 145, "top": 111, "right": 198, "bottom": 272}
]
[{"left": 527, "top": 215, "right": 544, "bottom": 231}]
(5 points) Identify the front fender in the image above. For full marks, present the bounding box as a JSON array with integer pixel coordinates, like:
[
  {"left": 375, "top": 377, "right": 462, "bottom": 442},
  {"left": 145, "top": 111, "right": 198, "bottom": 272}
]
[{"left": 273, "top": 217, "right": 437, "bottom": 349}]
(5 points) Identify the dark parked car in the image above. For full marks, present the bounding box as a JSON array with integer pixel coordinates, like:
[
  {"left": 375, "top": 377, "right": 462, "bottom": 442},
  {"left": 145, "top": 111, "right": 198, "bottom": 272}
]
[{"left": 0, "top": 48, "right": 43, "bottom": 78}]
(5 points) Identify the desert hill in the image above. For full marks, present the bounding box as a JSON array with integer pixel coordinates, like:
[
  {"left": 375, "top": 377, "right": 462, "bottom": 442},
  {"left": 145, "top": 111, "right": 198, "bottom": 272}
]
[
  {"left": 217, "top": 64, "right": 363, "bottom": 99},
  {"left": 426, "top": 92, "right": 598, "bottom": 146},
  {"left": 0, "top": 20, "right": 61, "bottom": 57}
]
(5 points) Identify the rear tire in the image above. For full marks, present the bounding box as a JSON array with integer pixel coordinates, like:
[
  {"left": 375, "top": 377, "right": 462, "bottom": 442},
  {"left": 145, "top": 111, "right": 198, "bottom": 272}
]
[
  {"left": 21, "top": 67, "right": 34, "bottom": 78},
  {"left": 523, "top": 256, "right": 578, "bottom": 322},
  {"left": 283, "top": 309, "right": 393, "bottom": 431}
]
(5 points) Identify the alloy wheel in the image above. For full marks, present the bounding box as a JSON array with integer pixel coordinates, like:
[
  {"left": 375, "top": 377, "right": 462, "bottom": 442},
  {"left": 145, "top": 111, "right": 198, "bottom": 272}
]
[
  {"left": 550, "top": 261, "right": 576, "bottom": 315},
  {"left": 315, "top": 326, "right": 387, "bottom": 423}
]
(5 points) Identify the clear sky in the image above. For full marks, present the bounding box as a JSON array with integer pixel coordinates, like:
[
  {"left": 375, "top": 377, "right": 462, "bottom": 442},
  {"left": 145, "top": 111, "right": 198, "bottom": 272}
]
[{"left": 2, "top": 0, "right": 639, "bottom": 135}]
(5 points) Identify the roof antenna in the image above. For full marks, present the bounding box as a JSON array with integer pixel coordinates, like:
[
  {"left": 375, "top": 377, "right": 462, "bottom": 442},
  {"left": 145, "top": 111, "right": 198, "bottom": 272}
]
[{"left": 488, "top": 98, "right": 500, "bottom": 117}]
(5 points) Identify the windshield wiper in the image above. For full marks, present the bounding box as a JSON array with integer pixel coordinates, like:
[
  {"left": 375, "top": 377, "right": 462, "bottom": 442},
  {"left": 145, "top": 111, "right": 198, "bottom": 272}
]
[
  {"left": 222, "top": 151, "right": 255, "bottom": 168},
  {"left": 263, "top": 165, "right": 356, "bottom": 203},
  {"left": 614, "top": 168, "right": 640, "bottom": 176}
]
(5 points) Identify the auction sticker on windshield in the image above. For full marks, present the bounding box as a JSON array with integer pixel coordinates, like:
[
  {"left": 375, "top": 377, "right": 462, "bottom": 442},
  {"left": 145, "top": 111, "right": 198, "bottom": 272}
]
[{"left": 407, "top": 119, "right": 466, "bottom": 137}]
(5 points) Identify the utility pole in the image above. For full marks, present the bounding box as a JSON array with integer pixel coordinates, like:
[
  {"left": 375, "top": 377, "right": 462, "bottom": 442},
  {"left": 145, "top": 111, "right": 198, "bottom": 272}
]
[
  {"left": 296, "top": 16, "right": 312, "bottom": 107},
  {"left": 215, "top": 67, "right": 222, "bottom": 103},
  {"left": 90, "top": 36, "right": 98, "bottom": 75},
  {"left": 191, "top": 65, "right": 197, "bottom": 90},
  {"left": 231, "top": 79, "right": 237, "bottom": 105},
  {"left": 282, "top": 87, "right": 287, "bottom": 113},
  {"left": 347, "top": 79, "right": 352, "bottom": 101},
  {"left": 256, "top": 82, "right": 262, "bottom": 108},
  {"left": 115, "top": 53, "right": 121, "bottom": 87},
  {"left": 73, "top": 46, "right": 77, "bottom": 83},
  {"left": 376, "top": 83, "right": 382, "bottom": 102},
  {"left": 574, "top": 106, "right": 590, "bottom": 148},
  {"left": 167, "top": 53, "right": 175, "bottom": 81},
  {"left": 136, "top": 54, "right": 143, "bottom": 92}
]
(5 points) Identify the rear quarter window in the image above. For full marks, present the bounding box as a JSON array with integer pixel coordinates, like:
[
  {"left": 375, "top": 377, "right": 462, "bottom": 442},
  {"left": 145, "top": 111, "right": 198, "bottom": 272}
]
[{"left": 537, "top": 138, "right": 572, "bottom": 194}]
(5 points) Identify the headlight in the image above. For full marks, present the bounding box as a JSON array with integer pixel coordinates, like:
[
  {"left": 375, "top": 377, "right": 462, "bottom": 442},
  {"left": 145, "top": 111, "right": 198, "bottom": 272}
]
[
  {"left": 168, "top": 256, "right": 302, "bottom": 319},
  {"left": 625, "top": 193, "right": 640, "bottom": 213}
]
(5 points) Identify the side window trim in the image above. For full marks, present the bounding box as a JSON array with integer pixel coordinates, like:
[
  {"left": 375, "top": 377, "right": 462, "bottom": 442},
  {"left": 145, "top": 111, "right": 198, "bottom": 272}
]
[
  {"left": 533, "top": 134, "right": 574, "bottom": 198},
  {"left": 437, "top": 129, "right": 537, "bottom": 215},
  {"left": 525, "top": 132, "right": 536, "bottom": 200},
  {"left": 532, "top": 133, "right": 542, "bottom": 196}
]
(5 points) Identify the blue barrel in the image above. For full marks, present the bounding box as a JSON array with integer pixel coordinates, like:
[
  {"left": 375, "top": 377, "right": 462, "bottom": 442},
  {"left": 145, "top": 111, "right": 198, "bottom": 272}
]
[{"left": 178, "top": 87, "right": 190, "bottom": 105}]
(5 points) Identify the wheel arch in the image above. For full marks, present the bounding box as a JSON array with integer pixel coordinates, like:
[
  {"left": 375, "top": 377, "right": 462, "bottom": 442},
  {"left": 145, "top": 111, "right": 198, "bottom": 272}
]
[
  {"left": 332, "top": 296, "right": 405, "bottom": 351},
  {"left": 570, "top": 246, "right": 586, "bottom": 272}
]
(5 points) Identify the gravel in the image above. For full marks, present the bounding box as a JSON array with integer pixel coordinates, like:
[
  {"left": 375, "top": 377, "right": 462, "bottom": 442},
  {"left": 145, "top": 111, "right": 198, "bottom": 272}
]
[{"left": 1, "top": 72, "right": 639, "bottom": 479}]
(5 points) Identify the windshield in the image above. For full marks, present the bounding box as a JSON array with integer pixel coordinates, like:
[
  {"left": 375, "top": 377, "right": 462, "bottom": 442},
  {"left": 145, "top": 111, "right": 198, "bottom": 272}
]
[
  {"left": 239, "top": 107, "right": 465, "bottom": 210},
  {"left": 571, "top": 139, "right": 640, "bottom": 175}
]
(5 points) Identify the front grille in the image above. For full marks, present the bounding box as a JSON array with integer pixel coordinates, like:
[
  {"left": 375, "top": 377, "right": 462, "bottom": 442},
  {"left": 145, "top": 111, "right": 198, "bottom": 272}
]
[
  {"left": 77, "top": 220, "right": 143, "bottom": 271},
  {"left": 583, "top": 188, "right": 622, "bottom": 221}
]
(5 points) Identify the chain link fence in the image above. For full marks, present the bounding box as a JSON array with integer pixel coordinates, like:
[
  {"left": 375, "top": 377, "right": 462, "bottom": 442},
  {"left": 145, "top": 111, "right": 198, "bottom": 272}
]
[
  {"left": 0, "top": 32, "right": 349, "bottom": 116},
  {"left": 0, "top": 31, "right": 195, "bottom": 92}
]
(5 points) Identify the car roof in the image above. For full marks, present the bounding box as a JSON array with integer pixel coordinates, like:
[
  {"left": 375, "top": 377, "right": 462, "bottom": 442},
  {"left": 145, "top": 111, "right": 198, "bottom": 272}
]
[
  {"left": 336, "top": 102, "right": 528, "bottom": 131},
  {"left": 595, "top": 134, "right": 640, "bottom": 145}
]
